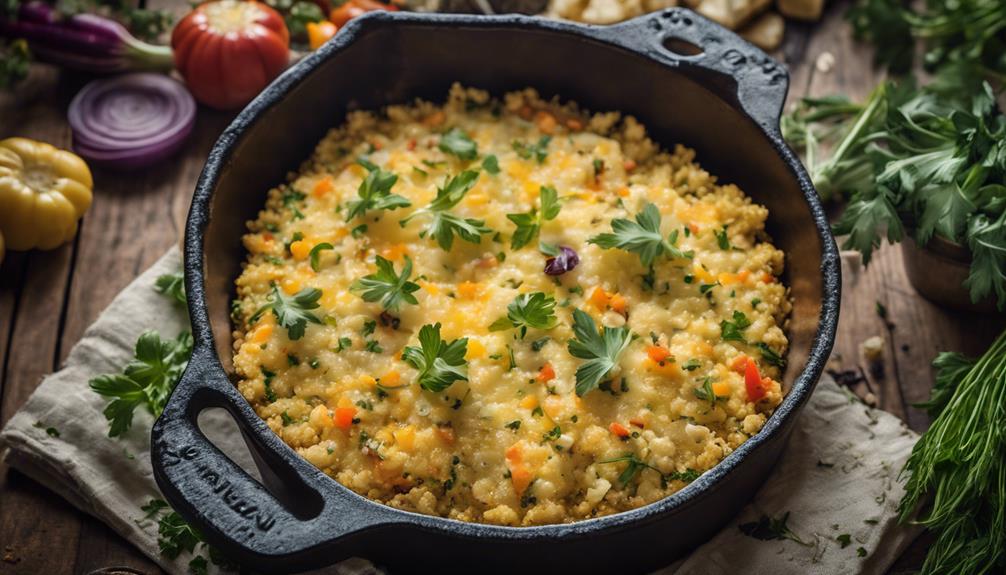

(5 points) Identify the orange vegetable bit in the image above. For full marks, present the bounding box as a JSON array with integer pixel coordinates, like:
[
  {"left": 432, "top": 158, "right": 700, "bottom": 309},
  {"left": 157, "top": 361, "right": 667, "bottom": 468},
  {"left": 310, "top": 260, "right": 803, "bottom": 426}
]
[
  {"left": 744, "top": 358, "right": 766, "bottom": 402},
  {"left": 289, "top": 239, "right": 311, "bottom": 260},
  {"left": 623, "top": 159, "right": 637, "bottom": 172},
  {"left": 629, "top": 417, "right": 646, "bottom": 428},
  {"left": 435, "top": 425, "right": 456, "bottom": 444},
  {"left": 646, "top": 345, "right": 672, "bottom": 364},
  {"left": 609, "top": 422, "right": 631, "bottom": 438},
  {"left": 333, "top": 406, "right": 357, "bottom": 430},
  {"left": 510, "top": 465, "right": 533, "bottom": 495},
  {"left": 457, "top": 281, "right": 480, "bottom": 299},
  {"left": 588, "top": 286, "right": 611, "bottom": 310},
  {"left": 730, "top": 355, "right": 749, "bottom": 374},
  {"left": 312, "top": 176, "right": 334, "bottom": 198},
  {"left": 535, "top": 111, "right": 557, "bottom": 134},
  {"left": 381, "top": 370, "right": 401, "bottom": 386},
  {"left": 306, "top": 20, "right": 337, "bottom": 50},
  {"left": 536, "top": 362, "right": 556, "bottom": 383},
  {"left": 565, "top": 118, "right": 584, "bottom": 131},
  {"left": 609, "top": 293, "right": 628, "bottom": 315},
  {"left": 712, "top": 381, "right": 732, "bottom": 398},
  {"left": 505, "top": 443, "right": 523, "bottom": 465}
]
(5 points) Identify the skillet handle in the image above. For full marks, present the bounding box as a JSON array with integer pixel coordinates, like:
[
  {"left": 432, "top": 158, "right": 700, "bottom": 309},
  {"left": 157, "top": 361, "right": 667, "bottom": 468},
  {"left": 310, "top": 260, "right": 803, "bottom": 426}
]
[
  {"left": 150, "top": 346, "right": 396, "bottom": 574},
  {"left": 604, "top": 8, "right": 789, "bottom": 133}
]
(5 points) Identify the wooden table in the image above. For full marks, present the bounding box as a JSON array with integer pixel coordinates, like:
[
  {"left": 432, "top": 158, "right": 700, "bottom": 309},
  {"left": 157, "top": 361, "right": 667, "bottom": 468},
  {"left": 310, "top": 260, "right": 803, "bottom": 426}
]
[{"left": 1, "top": 2, "right": 1003, "bottom": 573}]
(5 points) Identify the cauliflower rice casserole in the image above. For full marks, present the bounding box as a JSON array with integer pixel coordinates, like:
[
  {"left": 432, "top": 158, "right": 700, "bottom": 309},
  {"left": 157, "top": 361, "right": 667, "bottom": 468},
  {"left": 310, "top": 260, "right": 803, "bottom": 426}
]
[{"left": 231, "top": 85, "right": 791, "bottom": 526}]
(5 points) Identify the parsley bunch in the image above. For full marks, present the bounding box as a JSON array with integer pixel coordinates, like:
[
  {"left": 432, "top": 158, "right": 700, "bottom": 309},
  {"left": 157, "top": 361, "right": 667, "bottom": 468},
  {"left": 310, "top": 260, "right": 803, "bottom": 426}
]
[
  {"left": 403, "top": 323, "right": 469, "bottom": 392},
  {"left": 439, "top": 127, "right": 478, "bottom": 161},
  {"left": 507, "top": 185, "right": 561, "bottom": 250},
  {"left": 589, "top": 202, "right": 693, "bottom": 267},
  {"left": 350, "top": 255, "right": 420, "bottom": 312},
  {"left": 154, "top": 272, "right": 186, "bottom": 306},
  {"left": 489, "top": 292, "right": 558, "bottom": 337},
  {"left": 399, "top": 170, "right": 493, "bottom": 250},
  {"left": 345, "top": 158, "right": 410, "bottom": 221},
  {"left": 899, "top": 328, "right": 1006, "bottom": 575},
  {"left": 567, "top": 309, "right": 634, "bottom": 396},
  {"left": 141, "top": 499, "right": 235, "bottom": 575},
  {"left": 89, "top": 330, "right": 193, "bottom": 437},
  {"left": 847, "top": 0, "right": 1006, "bottom": 78},
  {"left": 782, "top": 69, "right": 1006, "bottom": 310}
]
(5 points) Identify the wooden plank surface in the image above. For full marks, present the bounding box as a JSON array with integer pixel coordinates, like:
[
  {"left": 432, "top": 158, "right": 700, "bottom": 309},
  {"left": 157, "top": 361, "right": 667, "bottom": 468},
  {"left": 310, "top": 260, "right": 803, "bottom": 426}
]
[{"left": 0, "top": 1, "right": 1003, "bottom": 573}]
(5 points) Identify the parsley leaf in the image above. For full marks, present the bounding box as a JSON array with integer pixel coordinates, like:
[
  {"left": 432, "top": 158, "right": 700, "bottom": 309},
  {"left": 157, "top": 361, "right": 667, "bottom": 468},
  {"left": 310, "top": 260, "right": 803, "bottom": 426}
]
[
  {"left": 89, "top": 330, "right": 193, "bottom": 437},
  {"left": 756, "top": 342, "right": 787, "bottom": 369},
  {"left": 506, "top": 185, "right": 562, "bottom": 250},
  {"left": 720, "top": 310, "right": 751, "bottom": 342},
  {"left": 350, "top": 255, "right": 420, "bottom": 312},
  {"left": 739, "top": 511, "right": 814, "bottom": 546},
  {"left": 588, "top": 202, "right": 693, "bottom": 267},
  {"left": 439, "top": 127, "right": 478, "bottom": 161},
  {"left": 482, "top": 154, "right": 500, "bottom": 174},
  {"left": 309, "top": 242, "right": 334, "bottom": 272},
  {"left": 693, "top": 377, "right": 724, "bottom": 409},
  {"left": 402, "top": 323, "right": 469, "bottom": 392},
  {"left": 512, "top": 136, "right": 551, "bottom": 163},
  {"left": 567, "top": 308, "right": 634, "bottom": 396},
  {"left": 400, "top": 170, "right": 493, "bottom": 250},
  {"left": 489, "top": 292, "right": 558, "bottom": 337},
  {"left": 255, "top": 285, "right": 323, "bottom": 340},
  {"left": 154, "top": 272, "right": 187, "bottom": 306},
  {"left": 345, "top": 159, "right": 410, "bottom": 221}
]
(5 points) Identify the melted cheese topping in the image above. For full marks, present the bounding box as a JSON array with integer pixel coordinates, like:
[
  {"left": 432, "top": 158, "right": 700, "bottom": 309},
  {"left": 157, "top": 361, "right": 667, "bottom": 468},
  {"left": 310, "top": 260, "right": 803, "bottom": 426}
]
[{"left": 232, "top": 85, "right": 791, "bottom": 526}]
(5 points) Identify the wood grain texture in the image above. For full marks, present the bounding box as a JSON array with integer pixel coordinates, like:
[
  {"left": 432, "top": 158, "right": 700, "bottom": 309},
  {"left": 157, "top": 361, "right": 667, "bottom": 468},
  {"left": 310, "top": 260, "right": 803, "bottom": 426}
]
[{"left": 0, "top": 1, "right": 1003, "bottom": 573}]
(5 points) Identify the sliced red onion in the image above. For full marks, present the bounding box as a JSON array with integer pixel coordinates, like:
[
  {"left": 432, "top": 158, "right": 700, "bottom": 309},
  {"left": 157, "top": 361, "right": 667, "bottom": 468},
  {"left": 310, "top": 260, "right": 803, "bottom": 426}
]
[
  {"left": 544, "top": 246, "right": 580, "bottom": 276},
  {"left": 68, "top": 73, "right": 195, "bottom": 170}
]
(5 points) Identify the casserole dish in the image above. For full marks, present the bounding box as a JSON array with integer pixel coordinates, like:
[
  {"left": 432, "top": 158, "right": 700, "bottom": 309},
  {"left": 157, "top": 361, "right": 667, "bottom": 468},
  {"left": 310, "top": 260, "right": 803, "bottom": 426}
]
[{"left": 151, "top": 8, "right": 840, "bottom": 574}]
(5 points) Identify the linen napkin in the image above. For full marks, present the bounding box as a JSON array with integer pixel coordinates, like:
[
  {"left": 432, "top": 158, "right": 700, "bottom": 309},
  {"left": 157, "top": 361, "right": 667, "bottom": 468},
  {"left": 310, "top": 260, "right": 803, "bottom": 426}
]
[{"left": 0, "top": 247, "right": 922, "bottom": 575}]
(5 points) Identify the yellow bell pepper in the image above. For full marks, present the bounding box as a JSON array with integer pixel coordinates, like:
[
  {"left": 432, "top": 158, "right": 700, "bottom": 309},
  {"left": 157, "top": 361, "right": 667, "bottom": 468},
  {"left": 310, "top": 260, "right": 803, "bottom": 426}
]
[{"left": 0, "top": 137, "right": 93, "bottom": 251}]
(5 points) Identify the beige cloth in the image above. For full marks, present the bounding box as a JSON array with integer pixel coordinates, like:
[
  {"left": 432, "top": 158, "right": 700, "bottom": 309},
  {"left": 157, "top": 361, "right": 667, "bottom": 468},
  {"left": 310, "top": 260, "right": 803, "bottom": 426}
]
[{"left": 0, "top": 248, "right": 922, "bottom": 574}]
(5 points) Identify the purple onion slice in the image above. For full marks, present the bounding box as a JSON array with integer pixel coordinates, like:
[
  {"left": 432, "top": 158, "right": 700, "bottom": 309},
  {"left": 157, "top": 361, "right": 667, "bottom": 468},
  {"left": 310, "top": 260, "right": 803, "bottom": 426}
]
[
  {"left": 68, "top": 73, "right": 195, "bottom": 170},
  {"left": 544, "top": 246, "right": 580, "bottom": 276}
]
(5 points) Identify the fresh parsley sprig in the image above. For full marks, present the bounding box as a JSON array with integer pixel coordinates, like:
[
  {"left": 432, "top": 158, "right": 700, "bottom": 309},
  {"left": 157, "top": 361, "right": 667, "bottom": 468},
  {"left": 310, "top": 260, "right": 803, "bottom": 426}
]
[
  {"left": 567, "top": 309, "right": 634, "bottom": 396},
  {"left": 345, "top": 159, "right": 410, "bottom": 221},
  {"left": 399, "top": 170, "right": 493, "bottom": 250},
  {"left": 89, "top": 330, "right": 193, "bottom": 437},
  {"left": 252, "top": 285, "right": 323, "bottom": 340},
  {"left": 489, "top": 292, "right": 558, "bottom": 337},
  {"left": 439, "top": 127, "right": 478, "bottom": 161},
  {"left": 720, "top": 310, "right": 751, "bottom": 342},
  {"left": 599, "top": 453, "right": 701, "bottom": 487},
  {"left": 402, "top": 323, "right": 469, "bottom": 392},
  {"left": 588, "top": 202, "right": 694, "bottom": 267},
  {"left": 512, "top": 136, "right": 551, "bottom": 163},
  {"left": 350, "top": 255, "right": 420, "bottom": 312},
  {"left": 154, "top": 272, "right": 186, "bottom": 306},
  {"left": 738, "top": 511, "right": 814, "bottom": 546},
  {"left": 507, "top": 185, "right": 561, "bottom": 250}
]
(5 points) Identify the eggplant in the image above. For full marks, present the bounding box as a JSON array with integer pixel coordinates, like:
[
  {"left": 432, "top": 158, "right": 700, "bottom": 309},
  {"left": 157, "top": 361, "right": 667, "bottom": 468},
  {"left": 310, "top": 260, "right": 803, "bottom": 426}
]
[{"left": 0, "top": 2, "right": 172, "bottom": 73}]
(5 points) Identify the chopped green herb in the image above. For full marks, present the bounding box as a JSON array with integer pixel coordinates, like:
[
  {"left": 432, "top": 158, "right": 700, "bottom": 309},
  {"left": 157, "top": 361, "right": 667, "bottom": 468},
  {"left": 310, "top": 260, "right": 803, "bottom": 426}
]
[
  {"left": 350, "top": 255, "right": 420, "bottom": 312},
  {"left": 567, "top": 309, "right": 634, "bottom": 396},
  {"left": 402, "top": 323, "right": 469, "bottom": 392},
  {"left": 755, "top": 342, "right": 786, "bottom": 368},
  {"left": 336, "top": 337, "right": 352, "bottom": 352},
  {"left": 252, "top": 285, "right": 322, "bottom": 340},
  {"left": 489, "top": 292, "right": 558, "bottom": 337},
  {"left": 531, "top": 337, "right": 550, "bottom": 352},
  {"left": 439, "top": 127, "right": 478, "bottom": 161},
  {"left": 715, "top": 226, "right": 731, "bottom": 250},
  {"left": 738, "top": 512, "right": 813, "bottom": 546},
  {"left": 512, "top": 136, "right": 551, "bottom": 163},
  {"left": 482, "top": 154, "right": 500, "bottom": 174},
  {"left": 506, "top": 420, "right": 522, "bottom": 431},
  {"left": 400, "top": 170, "right": 493, "bottom": 250},
  {"left": 720, "top": 310, "right": 751, "bottom": 342},
  {"left": 837, "top": 533, "right": 852, "bottom": 548},
  {"left": 309, "top": 242, "right": 334, "bottom": 272},
  {"left": 507, "top": 185, "right": 561, "bottom": 250},
  {"left": 588, "top": 203, "right": 693, "bottom": 267},
  {"left": 345, "top": 159, "right": 410, "bottom": 221}
]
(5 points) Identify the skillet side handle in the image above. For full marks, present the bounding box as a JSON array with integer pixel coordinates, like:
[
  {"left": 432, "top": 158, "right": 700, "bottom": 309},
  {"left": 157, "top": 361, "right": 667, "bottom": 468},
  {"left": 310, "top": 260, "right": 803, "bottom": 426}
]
[
  {"left": 150, "top": 347, "right": 389, "bottom": 574},
  {"left": 605, "top": 8, "right": 790, "bottom": 133}
]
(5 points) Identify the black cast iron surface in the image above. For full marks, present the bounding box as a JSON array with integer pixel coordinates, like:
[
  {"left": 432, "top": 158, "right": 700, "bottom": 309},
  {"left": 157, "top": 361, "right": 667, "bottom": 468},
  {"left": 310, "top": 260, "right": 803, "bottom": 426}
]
[{"left": 152, "top": 8, "right": 841, "bottom": 574}]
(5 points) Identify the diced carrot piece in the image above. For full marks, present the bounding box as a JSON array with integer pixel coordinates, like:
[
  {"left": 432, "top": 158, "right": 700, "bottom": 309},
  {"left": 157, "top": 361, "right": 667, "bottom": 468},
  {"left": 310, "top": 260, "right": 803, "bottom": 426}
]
[
  {"left": 588, "top": 287, "right": 610, "bottom": 310},
  {"left": 566, "top": 118, "right": 583, "bottom": 131},
  {"left": 762, "top": 272, "right": 775, "bottom": 283},
  {"left": 435, "top": 426, "right": 455, "bottom": 444},
  {"left": 334, "top": 406, "right": 356, "bottom": 429},
  {"left": 251, "top": 323, "right": 273, "bottom": 344},
  {"left": 381, "top": 243, "right": 408, "bottom": 260},
  {"left": 609, "top": 422, "right": 630, "bottom": 437},
  {"left": 737, "top": 269, "right": 751, "bottom": 283},
  {"left": 730, "top": 355, "right": 749, "bottom": 374},
  {"left": 535, "top": 111, "right": 557, "bottom": 134},
  {"left": 312, "top": 177, "right": 334, "bottom": 198},
  {"left": 609, "top": 293, "right": 628, "bottom": 315},
  {"left": 476, "top": 255, "right": 499, "bottom": 269},
  {"left": 646, "top": 345, "right": 671, "bottom": 364},
  {"left": 381, "top": 370, "right": 401, "bottom": 386},
  {"left": 511, "top": 465, "right": 533, "bottom": 495},
  {"left": 623, "top": 159, "right": 637, "bottom": 171},
  {"left": 290, "top": 240, "right": 311, "bottom": 260},
  {"left": 647, "top": 358, "right": 682, "bottom": 378},
  {"left": 712, "top": 381, "right": 731, "bottom": 397},
  {"left": 520, "top": 395, "right": 539, "bottom": 410},
  {"left": 629, "top": 417, "right": 646, "bottom": 428},
  {"left": 617, "top": 186, "right": 630, "bottom": 197},
  {"left": 688, "top": 223, "right": 700, "bottom": 236},
  {"left": 505, "top": 443, "right": 523, "bottom": 465},
  {"left": 543, "top": 395, "right": 563, "bottom": 419},
  {"left": 745, "top": 358, "right": 766, "bottom": 402},
  {"left": 718, "top": 272, "right": 737, "bottom": 286},
  {"left": 536, "top": 363, "right": 556, "bottom": 383},
  {"left": 466, "top": 339, "right": 486, "bottom": 360},
  {"left": 306, "top": 20, "right": 336, "bottom": 50},
  {"left": 457, "top": 281, "right": 480, "bottom": 299},
  {"left": 281, "top": 278, "right": 302, "bottom": 295},
  {"left": 393, "top": 426, "right": 415, "bottom": 451}
]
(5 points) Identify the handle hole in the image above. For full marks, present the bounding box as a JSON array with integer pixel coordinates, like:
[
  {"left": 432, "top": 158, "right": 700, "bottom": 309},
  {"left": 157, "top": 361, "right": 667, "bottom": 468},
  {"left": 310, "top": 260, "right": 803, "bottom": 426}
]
[
  {"left": 662, "top": 36, "right": 704, "bottom": 58},
  {"left": 197, "top": 406, "right": 324, "bottom": 520}
]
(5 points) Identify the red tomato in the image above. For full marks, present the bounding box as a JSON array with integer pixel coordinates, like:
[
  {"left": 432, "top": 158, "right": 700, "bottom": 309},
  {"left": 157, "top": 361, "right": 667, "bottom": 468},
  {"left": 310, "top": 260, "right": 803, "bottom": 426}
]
[
  {"left": 172, "top": 0, "right": 290, "bottom": 110},
  {"left": 744, "top": 358, "right": 766, "bottom": 402},
  {"left": 329, "top": 0, "right": 396, "bottom": 28}
]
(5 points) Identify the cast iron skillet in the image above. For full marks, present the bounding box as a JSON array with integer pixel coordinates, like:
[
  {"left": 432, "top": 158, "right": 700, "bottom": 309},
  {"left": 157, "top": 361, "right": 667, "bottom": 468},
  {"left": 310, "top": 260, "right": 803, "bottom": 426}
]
[{"left": 152, "top": 8, "right": 840, "bottom": 574}]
